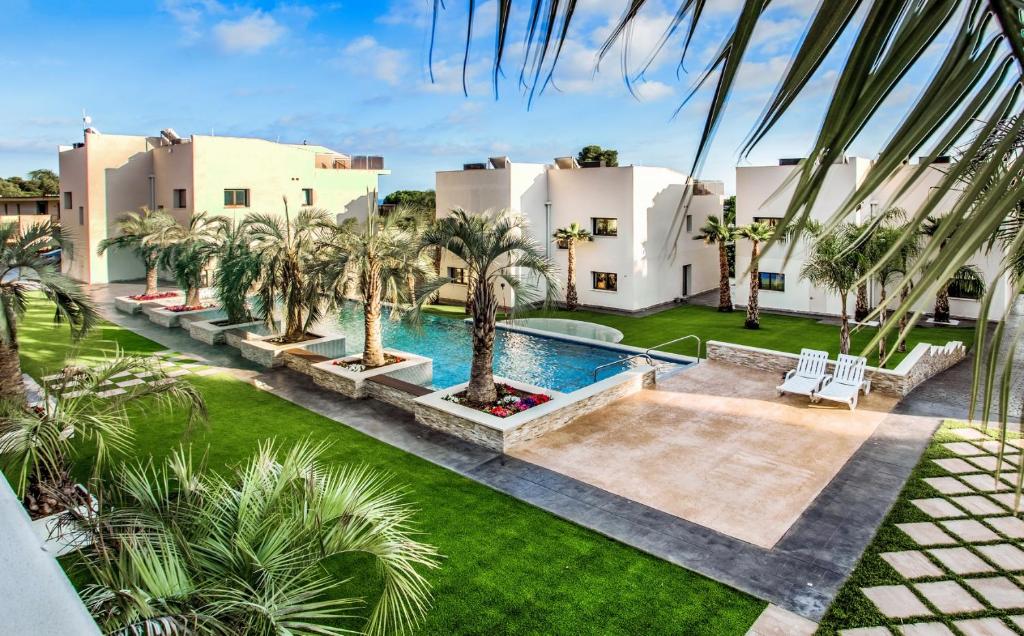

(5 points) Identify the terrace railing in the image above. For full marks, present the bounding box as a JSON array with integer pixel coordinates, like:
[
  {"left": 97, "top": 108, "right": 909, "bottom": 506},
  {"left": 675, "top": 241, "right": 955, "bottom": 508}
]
[
  {"left": 592, "top": 353, "right": 655, "bottom": 382},
  {"left": 645, "top": 334, "right": 702, "bottom": 363}
]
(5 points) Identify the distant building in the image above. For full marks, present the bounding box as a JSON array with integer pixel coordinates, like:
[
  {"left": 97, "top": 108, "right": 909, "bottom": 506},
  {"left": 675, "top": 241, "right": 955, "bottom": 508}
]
[
  {"left": 58, "top": 128, "right": 388, "bottom": 284},
  {"left": 435, "top": 156, "right": 724, "bottom": 313},
  {"left": 0, "top": 194, "right": 59, "bottom": 233}
]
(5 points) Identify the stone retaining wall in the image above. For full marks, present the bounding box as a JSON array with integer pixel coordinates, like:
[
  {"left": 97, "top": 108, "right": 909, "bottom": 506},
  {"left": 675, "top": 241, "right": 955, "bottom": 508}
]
[
  {"left": 705, "top": 340, "right": 966, "bottom": 397},
  {"left": 145, "top": 305, "right": 221, "bottom": 329},
  {"left": 365, "top": 376, "right": 430, "bottom": 412},
  {"left": 188, "top": 319, "right": 263, "bottom": 345},
  {"left": 225, "top": 324, "right": 272, "bottom": 349},
  {"left": 239, "top": 334, "right": 345, "bottom": 368}
]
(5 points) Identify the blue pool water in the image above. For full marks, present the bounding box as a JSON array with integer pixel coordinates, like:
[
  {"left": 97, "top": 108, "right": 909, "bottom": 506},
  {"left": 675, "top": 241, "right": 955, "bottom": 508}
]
[{"left": 331, "top": 307, "right": 685, "bottom": 393}]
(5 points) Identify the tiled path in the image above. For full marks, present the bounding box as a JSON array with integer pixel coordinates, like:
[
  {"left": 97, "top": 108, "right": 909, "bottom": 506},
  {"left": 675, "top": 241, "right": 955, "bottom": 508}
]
[
  {"left": 41, "top": 350, "right": 226, "bottom": 398},
  {"left": 83, "top": 282, "right": 1011, "bottom": 622},
  {"left": 843, "top": 427, "right": 1024, "bottom": 635}
]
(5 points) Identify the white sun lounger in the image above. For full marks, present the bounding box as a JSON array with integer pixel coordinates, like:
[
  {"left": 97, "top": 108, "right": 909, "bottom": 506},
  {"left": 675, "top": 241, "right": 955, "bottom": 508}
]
[
  {"left": 812, "top": 354, "right": 868, "bottom": 410},
  {"left": 777, "top": 348, "right": 830, "bottom": 397}
]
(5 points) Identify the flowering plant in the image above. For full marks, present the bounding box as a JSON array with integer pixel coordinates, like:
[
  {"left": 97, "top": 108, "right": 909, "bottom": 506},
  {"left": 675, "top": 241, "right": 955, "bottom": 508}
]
[
  {"left": 128, "top": 291, "right": 178, "bottom": 301},
  {"left": 333, "top": 353, "right": 405, "bottom": 372},
  {"left": 443, "top": 383, "right": 552, "bottom": 418},
  {"left": 164, "top": 304, "right": 213, "bottom": 313}
]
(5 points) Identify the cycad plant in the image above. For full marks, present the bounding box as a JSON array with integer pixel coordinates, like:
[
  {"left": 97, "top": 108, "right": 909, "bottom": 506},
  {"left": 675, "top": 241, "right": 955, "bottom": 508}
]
[
  {"left": 159, "top": 212, "right": 228, "bottom": 307},
  {"left": 0, "top": 221, "right": 96, "bottom": 401},
  {"left": 0, "top": 354, "right": 205, "bottom": 514},
  {"left": 694, "top": 214, "right": 734, "bottom": 312},
  {"left": 243, "top": 202, "right": 334, "bottom": 343},
  {"left": 800, "top": 224, "right": 862, "bottom": 355},
  {"left": 552, "top": 222, "right": 592, "bottom": 311},
  {"left": 97, "top": 208, "right": 180, "bottom": 297},
  {"left": 67, "top": 440, "right": 439, "bottom": 636},
  {"left": 734, "top": 221, "right": 775, "bottom": 329},
  {"left": 422, "top": 209, "right": 558, "bottom": 404},
  {"left": 213, "top": 220, "right": 261, "bottom": 325}
]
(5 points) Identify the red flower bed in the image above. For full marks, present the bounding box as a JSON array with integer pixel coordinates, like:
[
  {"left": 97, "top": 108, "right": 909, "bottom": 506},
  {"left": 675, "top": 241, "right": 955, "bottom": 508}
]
[
  {"left": 128, "top": 291, "right": 178, "bottom": 301},
  {"left": 442, "top": 383, "right": 551, "bottom": 418},
  {"left": 164, "top": 304, "right": 213, "bottom": 313}
]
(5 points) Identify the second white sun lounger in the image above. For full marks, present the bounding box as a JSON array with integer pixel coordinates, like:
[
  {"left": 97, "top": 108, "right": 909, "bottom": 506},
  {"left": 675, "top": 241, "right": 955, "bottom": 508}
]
[
  {"left": 812, "top": 354, "right": 868, "bottom": 410},
  {"left": 777, "top": 348, "right": 830, "bottom": 397}
]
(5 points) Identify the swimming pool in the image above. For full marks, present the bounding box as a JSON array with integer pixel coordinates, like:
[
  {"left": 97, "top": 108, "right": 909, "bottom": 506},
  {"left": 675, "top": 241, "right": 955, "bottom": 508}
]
[{"left": 328, "top": 307, "right": 686, "bottom": 393}]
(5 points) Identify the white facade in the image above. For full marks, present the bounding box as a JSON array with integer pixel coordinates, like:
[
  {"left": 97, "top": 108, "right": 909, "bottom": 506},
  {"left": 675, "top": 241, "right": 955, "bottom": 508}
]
[
  {"left": 435, "top": 158, "right": 723, "bottom": 312},
  {"left": 734, "top": 157, "right": 1013, "bottom": 321},
  {"left": 58, "top": 129, "right": 388, "bottom": 284}
]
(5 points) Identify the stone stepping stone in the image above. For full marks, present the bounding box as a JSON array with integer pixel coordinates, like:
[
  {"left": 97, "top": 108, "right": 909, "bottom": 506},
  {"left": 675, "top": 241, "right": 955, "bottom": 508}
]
[
  {"left": 940, "top": 519, "right": 1001, "bottom": 543},
  {"left": 1009, "top": 616, "right": 1024, "bottom": 630},
  {"left": 167, "top": 369, "right": 190, "bottom": 378},
  {"left": 978, "top": 441, "right": 1008, "bottom": 453},
  {"left": 194, "top": 367, "right": 222, "bottom": 376},
  {"left": 61, "top": 389, "right": 87, "bottom": 399},
  {"left": 839, "top": 628, "right": 893, "bottom": 636},
  {"left": 923, "top": 477, "right": 973, "bottom": 495},
  {"left": 881, "top": 551, "right": 944, "bottom": 579},
  {"left": 952, "top": 496, "right": 1005, "bottom": 516},
  {"left": 110, "top": 371, "right": 133, "bottom": 379},
  {"left": 988, "top": 493, "right": 1023, "bottom": 510},
  {"left": 898, "top": 523, "right": 957, "bottom": 546},
  {"left": 969, "top": 455, "right": 1020, "bottom": 471},
  {"left": 927, "top": 548, "right": 995, "bottom": 574},
  {"left": 976, "top": 544, "right": 1024, "bottom": 571},
  {"left": 95, "top": 388, "right": 127, "bottom": 398},
  {"left": 952, "top": 428, "right": 991, "bottom": 440},
  {"left": 115, "top": 378, "right": 146, "bottom": 388},
  {"left": 861, "top": 585, "right": 932, "bottom": 618},
  {"left": 954, "top": 618, "right": 1017, "bottom": 636},
  {"left": 932, "top": 458, "right": 982, "bottom": 474},
  {"left": 961, "top": 474, "right": 1011, "bottom": 492},
  {"left": 1007, "top": 439, "right": 1024, "bottom": 449},
  {"left": 965, "top": 576, "right": 1024, "bottom": 609},
  {"left": 744, "top": 604, "right": 817, "bottom": 636},
  {"left": 943, "top": 442, "right": 986, "bottom": 456},
  {"left": 897, "top": 624, "right": 955, "bottom": 636},
  {"left": 984, "top": 516, "right": 1024, "bottom": 539},
  {"left": 911, "top": 499, "right": 965, "bottom": 519},
  {"left": 914, "top": 580, "right": 985, "bottom": 613}
]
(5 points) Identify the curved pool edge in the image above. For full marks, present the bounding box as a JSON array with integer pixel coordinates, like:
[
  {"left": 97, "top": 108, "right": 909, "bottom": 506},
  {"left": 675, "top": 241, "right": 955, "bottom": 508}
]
[{"left": 493, "top": 320, "right": 700, "bottom": 366}]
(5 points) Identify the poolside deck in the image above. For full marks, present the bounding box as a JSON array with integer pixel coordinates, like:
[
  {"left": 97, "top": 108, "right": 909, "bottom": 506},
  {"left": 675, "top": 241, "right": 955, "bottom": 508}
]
[{"left": 510, "top": 361, "right": 902, "bottom": 548}]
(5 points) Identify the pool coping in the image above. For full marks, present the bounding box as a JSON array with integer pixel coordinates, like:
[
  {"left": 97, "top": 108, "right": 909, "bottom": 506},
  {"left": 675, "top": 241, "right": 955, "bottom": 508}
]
[{"left": 498, "top": 317, "right": 625, "bottom": 343}]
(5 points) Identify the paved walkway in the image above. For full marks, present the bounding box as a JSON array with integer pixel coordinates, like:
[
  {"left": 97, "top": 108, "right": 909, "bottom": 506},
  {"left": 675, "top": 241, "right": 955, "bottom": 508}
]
[{"left": 81, "top": 282, "right": 1019, "bottom": 621}]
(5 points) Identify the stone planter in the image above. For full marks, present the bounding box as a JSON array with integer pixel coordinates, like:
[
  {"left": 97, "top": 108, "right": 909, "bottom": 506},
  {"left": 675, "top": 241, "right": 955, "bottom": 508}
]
[
  {"left": 238, "top": 332, "right": 346, "bottom": 368},
  {"left": 145, "top": 304, "right": 222, "bottom": 329},
  {"left": 413, "top": 368, "right": 654, "bottom": 452},
  {"left": 301, "top": 349, "right": 432, "bottom": 399},
  {"left": 188, "top": 318, "right": 264, "bottom": 345},
  {"left": 225, "top": 323, "right": 274, "bottom": 349},
  {"left": 114, "top": 294, "right": 182, "bottom": 315}
]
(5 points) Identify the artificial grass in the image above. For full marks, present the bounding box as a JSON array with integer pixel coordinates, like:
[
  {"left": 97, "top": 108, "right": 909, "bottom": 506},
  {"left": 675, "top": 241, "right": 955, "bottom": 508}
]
[
  {"left": 16, "top": 302, "right": 766, "bottom": 635},
  {"left": 817, "top": 421, "right": 1023, "bottom": 634}
]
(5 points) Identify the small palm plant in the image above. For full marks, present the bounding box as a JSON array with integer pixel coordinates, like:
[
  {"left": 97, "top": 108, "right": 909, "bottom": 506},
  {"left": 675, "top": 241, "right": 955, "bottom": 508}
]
[
  {"left": 243, "top": 202, "right": 334, "bottom": 343},
  {"left": 67, "top": 440, "right": 439, "bottom": 636},
  {"left": 552, "top": 222, "right": 592, "bottom": 311},
  {"left": 734, "top": 221, "right": 775, "bottom": 329},
  {"left": 694, "top": 214, "right": 734, "bottom": 312},
  {"left": 0, "top": 354, "right": 205, "bottom": 515},
  {"left": 213, "top": 220, "right": 261, "bottom": 325},
  {"left": 801, "top": 224, "right": 862, "bottom": 354},
  {"left": 159, "top": 212, "right": 228, "bottom": 307},
  {"left": 422, "top": 209, "right": 558, "bottom": 404},
  {"left": 922, "top": 215, "right": 986, "bottom": 324},
  {"left": 0, "top": 221, "right": 97, "bottom": 401},
  {"left": 97, "top": 208, "right": 180, "bottom": 297}
]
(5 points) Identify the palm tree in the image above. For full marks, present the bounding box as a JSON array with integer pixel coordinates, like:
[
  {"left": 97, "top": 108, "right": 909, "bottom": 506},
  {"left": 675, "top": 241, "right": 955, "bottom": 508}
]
[
  {"left": 801, "top": 224, "right": 862, "bottom": 354},
  {"left": 694, "top": 214, "right": 733, "bottom": 312},
  {"left": 734, "top": 221, "right": 775, "bottom": 329},
  {"left": 422, "top": 209, "right": 558, "bottom": 404},
  {"left": 552, "top": 223, "right": 592, "bottom": 311},
  {"left": 866, "top": 224, "right": 920, "bottom": 365},
  {"left": 243, "top": 202, "right": 334, "bottom": 343},
  {"left": 922, "top": 216, "right": 988, "bottom": 323},
  {"left": 159, "top": 212, "right": 228, "bottom": 307},
  {"left": 213, "top": 220, "right": 261, "bottom": 325},
  {"left": 0, "top": 221, "right": 97, "bottom": 401},
  {"left": 65, "top": 440, "right": 438, "bottom": 636},
  {"left": 97, "top": 208, "right": 179, "bottom": 297},
  {"left": 0, "top": 354, "right": 205, "bottom": 512}
]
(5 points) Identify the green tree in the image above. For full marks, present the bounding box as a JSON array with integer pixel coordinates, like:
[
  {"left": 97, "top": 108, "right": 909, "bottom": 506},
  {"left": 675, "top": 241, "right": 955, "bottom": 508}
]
[
  {"left": 552, "top": 222, "right": 592, "bottom": 311},
  {"left": 800, "top": 224, "right": 862, "bottom": 354},
  {"left": 723, "top": 195, "right": 737, "bottom": 277},
  {"left": 734, "top": 221, "right": 775, "bottom": 329},
  {"left": 97, "top": 208, "right": 180, "bottom": 297},
  {"left": 159, "top": 212, "right": 228, "bottom": 307},
  {"left": 213, "top": 220, "right": 262, "bottom": 325},
  {"left": 866, "top": 222, "right": 920, "bottom": 365},
  {"left": 0, "top": 221, "right": 97, "bottom": 401},
  {"left": 576, "top": 145, "right": 618, "bottom": 167},
  {"left": 422, "top": 209, "right": 558, "bottom": 404},
  {"left": 25, "top": 169, "right": 59, "bottom": 196},
  {"left": 383, "top": 189, "right": 436, "bottom": 214},
  {"left": 694, "top": 214, "right": 734, "bottom": 312}
]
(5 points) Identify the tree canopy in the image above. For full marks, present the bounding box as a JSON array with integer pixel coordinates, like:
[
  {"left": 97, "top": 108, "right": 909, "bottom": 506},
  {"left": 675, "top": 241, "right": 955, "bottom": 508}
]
[
  {"left": 576, "top": 145, "right": 618, "bottom": 167},
  {"left": 0, "top": 169, "right": 58, "bottom": 197},
  {"left": 383, "top": 189, "right": 435, "bottom": 213}
]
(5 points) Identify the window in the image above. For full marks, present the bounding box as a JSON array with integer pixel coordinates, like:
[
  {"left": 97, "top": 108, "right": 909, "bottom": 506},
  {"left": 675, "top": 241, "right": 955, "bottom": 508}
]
[
  {"left": 753, "top": 216, "right": 782, "bottom": 228},
  {"left": 173, "top": 189, "right": 187, "bottom": 209},
  {"left": 592, "top": 217, "right": 618, "bottom": 236},
  {"left": 224, "top": 188, "right": 250, "bottom": 207},
  {"left": 592, "top": 271, "right": 618, "bottom": 292},
  {"left": 758, "top": 272, "right": 785, "bottom": 292},
  {"left": 78, "top": 206, "right": 84, "bottom": 225},
  {"left": 949, "top": 277, "right": 983, "bottom": 300},
  {"left": 302, "top": 188, "right": 313, "bottom": 206},
  {"left": 448, "top": 267, "right": 467, "bottom": 285},
  {"left": 685, "top": 214, "right": 693, "bottom": 233},
  {"left": 63, "top": 192, "right": 72, "bottom": 209},
  {"left": 36, "top": 201, "right": 47, "bottom": 215}
]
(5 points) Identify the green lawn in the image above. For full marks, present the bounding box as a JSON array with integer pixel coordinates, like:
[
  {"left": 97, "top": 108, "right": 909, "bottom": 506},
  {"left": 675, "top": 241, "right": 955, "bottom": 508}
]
[
  {"left": 17, "top": 302, "right": 765, "bottom": 635},
  {"left": 426, "top": 303, "right": 976, "bottom": 366}
]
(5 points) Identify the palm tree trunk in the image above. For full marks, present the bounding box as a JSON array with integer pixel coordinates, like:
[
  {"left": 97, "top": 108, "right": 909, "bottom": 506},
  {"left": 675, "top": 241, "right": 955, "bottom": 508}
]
[
  {"left": 717, "top": 243, "right": 733, "bottom": 312},
  {"left": 429, "top": 246, "right": 442, "bottom": 304},
  {"left": 407, "top": 273, "right": 417, "bottom": 308},
  {"left": 362, "top": 266, "right": 385, "bottom": 368},
  {"left": 566, "top": 240, "right": 578, "bottom": 311},
  {"left": 934, "top": 283, "right": 951, "bottom": 323},
  {"left": 745, "top": 241, "right": 760, "bottom": 329},
  {"left": 898, "top": 283, "right": 910, "bottom": 353},
  {"left": 0, "top": 316, "right": 24, "bottom": 402},
  {"left": 839, "top": 292, "right": 851, "bottom": 355},
  {"left": 855, "top": 282, "right": 869, "bottom": 321},
  {"left": 144, "top": 259, "right": 159, "bottom": 296},
  {"left": 185, "top": 287, "right": 200, "bottom": 307},
  {"left": 878, "top": 287, "right": 887, "bottom": 367},
  {"left": 466, "top": 280, "right": 497, "bottom": 405}
]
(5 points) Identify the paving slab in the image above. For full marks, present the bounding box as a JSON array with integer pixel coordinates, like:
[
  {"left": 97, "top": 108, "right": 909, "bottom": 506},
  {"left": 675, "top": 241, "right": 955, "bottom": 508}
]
[
  {"left": 839, "top": 628, "right": 892, "bottom": 636},
  {"left": 897, "top": 624, "right": 955, "bottom": 636},
  {"left": 861, "top": 585, "right": 932, "bottom": 619},
  {"left": 951, "top": 495, "right": 1006, "bottom": 515},
  {"left": 984, "top": 516, "right": 1024, "bottom": 539},
  {"left": 744, "top": 603, "right": 817, "bottom": 636},
  {"left": 927, "top": 548, "right": 995, "bottom": 574},
  {"left": 923, "top": 477, "right": 973, "bottom": 495},
  {"left": 939, "top": 519, "right": 1001, "bottom": 543},
  {"left": 964, "top": 576, "right": 1024, "bottom": 609},
  {"left": 977, "top": 441, "right": 1007, "bottom": 453},
  {"left": 976, "top": 544, "right": 1024, "bottom": 571},
  {"left": 944, "top": 442, "right": 987, "bottom": 456},
  {"left": 932, "top": 458, "right": 982, "bottom": 474},
  {"left": 961, "top": 474, "right": 1011, "bottom": 492},
  {"left": 951, "top": 428, "right": 991, "bottom": 440},
  {"left": 954, "top": 618, "right": 1017, "bottom": 636},
  {"left": 911, "top": 498, "right": 965, "bottom": 519},
  {"left": 897, "top": 523, "right": 957, "bottom": 546},
  {"left": 913, "top": 580, "right": 985, "bottom": 613},
  {"left": 968, "top": 455, "right": 1019, "bottom": 471},
  {"left": 881, "top": 551, "right": 944, "bottom": 579}
]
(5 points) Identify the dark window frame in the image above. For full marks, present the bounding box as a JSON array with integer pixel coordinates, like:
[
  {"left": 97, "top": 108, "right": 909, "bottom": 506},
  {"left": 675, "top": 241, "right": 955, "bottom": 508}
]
[
  {"left": 448, "top": 266, "right": 467, "bottom": 285},
  {"left": 758, "top": 272, "right": 785, "bottom": 292},
  {"left": 224, "top": 188, "right": 250, "bottom": 208},
  {"left": 753, "top": 216, "right": 783, "bottom": 228},
  {"left": 592, "top": 271, "right": 618, "bottom": 292},
  {"left": 173, "top": 189, "right": 187, "bottom": 209},
  {"left": 63, "top": 192, "right": 72, "bottom": 209},
  {"left": 302, "top": 188, "right": 313, "bottom": 206},
  {"left": 591, "top": 217, "right": 618, "bottom": 237}
]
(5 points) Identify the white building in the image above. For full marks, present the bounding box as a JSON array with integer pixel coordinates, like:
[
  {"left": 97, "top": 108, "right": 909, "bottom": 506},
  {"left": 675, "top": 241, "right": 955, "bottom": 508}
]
[
  {"left": 734, "top": 156, "right": 1013, "bottom": 321},
  {"left": 434, "top": 157, "right": 725, "bottom": 313},
  {"left": 58, "top": 128, "right": 388, "bottom": 284}
]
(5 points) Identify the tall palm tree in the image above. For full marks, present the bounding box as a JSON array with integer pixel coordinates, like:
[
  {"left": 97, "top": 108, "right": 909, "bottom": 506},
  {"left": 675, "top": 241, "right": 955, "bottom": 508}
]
[
  {"left": 866, "top": 224, "right": 920, "bottom": 365},
  {"left": 243, "top": 202, "right": 334, "bottom": 343},
  {"left": 422, "top": 209, "right": 558, "bottom": 404},
  {"left": 0, "top": 221, "right": 97, "bottom": 401},
  {"left": 97, "top": 208, "right": 180, "bottom": 297},
  {"left": 801, "top": 224, "right": 862, "bottom": 354},
  {"left": 159, "top": 212, "right": 228, "bottom": 307},
  {"left": 734, "top": 221, "right": 775, "bottom": 329},
  {"left": 0, "top": 354, "right": 205, "bottom": 510},
  {"left": 694, "top": 214, "right": 733, "bottom": 312},
  {"left": 213, "top": 220, "right": 261, "bottom": 325},
  {"left": 922, "top": 215, "right": 988, "bottom": 323},
  {"left": 552, "top": 222, "right": 592, "bottom": 310},
  {"left": 65, "top": 441, "right": 439, "bottom": 636}
]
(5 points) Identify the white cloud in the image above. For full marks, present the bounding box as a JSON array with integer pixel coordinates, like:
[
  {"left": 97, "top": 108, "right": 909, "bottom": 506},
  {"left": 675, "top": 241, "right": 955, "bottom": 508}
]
[
  {"left": 213, "top": 11, "right": 286, "bottom": 54},
  {"left": 161, "top": 0, "right": 225, "bottom": 43},
  {"left": 339, "top": 36, "right": 409, "bottom": 85},
  {"left": 633, "top": 80, "right": 674, "bottom": 101}
]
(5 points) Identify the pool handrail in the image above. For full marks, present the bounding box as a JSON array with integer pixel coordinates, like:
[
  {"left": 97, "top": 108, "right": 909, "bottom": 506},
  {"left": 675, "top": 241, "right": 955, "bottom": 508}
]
[
  {"left": 645, "top": 334, "right": 702, "bottom": 363},
  {"left": 592, "top": 353, "right": 655, "bottom": 382}
]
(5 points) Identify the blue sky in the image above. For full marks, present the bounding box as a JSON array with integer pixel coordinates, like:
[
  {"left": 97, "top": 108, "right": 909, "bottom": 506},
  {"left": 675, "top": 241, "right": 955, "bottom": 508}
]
[{"left": 0, "top": 0, "right": 942, "bottom": 194}]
